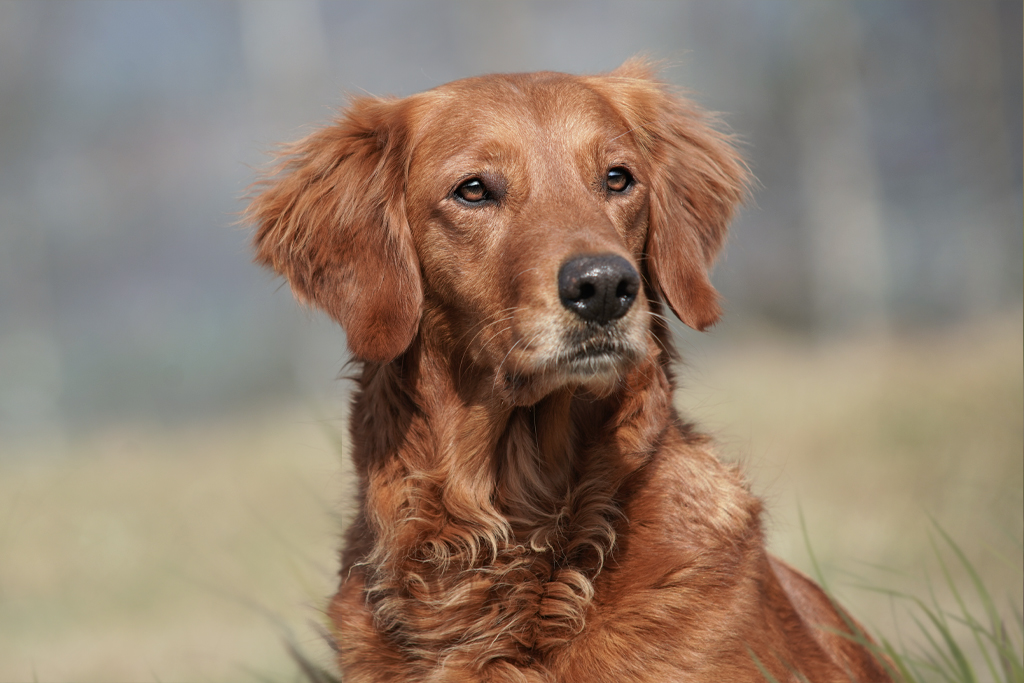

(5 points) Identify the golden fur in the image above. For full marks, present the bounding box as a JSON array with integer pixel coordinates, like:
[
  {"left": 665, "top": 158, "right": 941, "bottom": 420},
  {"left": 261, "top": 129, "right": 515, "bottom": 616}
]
[{"left": 247, "top": 59, "right": 891, "bottom": 682}]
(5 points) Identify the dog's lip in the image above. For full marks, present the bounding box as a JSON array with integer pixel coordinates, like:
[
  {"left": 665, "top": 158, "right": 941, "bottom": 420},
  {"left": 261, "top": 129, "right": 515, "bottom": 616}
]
[
  {"left": 564, "top": 343, "right": 620, "bottom": 361},
  {"left": 555, "top": 337, "right": 636, "bottom": 366}
]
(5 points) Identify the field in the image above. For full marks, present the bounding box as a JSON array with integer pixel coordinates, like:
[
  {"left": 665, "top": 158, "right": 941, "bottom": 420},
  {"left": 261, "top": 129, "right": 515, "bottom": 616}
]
[{"left": 0, "top": 313, "right": 1020, "bottom": 682}]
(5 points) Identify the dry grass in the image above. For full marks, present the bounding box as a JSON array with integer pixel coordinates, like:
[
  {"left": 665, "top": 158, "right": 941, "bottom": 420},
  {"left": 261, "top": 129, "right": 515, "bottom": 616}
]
[
  {"left": 0, "top": 412, "right": 348, "bottom": 681},
  {"left": 0, "top": 312, "right": 1019, "bottom": 681}
]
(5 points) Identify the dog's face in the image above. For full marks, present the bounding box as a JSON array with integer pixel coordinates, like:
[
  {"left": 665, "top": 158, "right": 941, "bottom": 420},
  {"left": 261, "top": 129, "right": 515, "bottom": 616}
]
[
  {"left": 248, "top": 60, "right": 746, "bottom": 403},
  {"left": 405, "top": 74, "right": 653, "bottom": 397}
]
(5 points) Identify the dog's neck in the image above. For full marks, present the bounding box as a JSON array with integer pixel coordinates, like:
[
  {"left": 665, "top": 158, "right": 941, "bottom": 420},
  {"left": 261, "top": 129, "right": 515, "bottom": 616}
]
[
  {"left": 347, "top": 331, "right": 674, "bottom": 551},
  {"left": 342, "top": 328, "right": 677, "bottom": 665}
]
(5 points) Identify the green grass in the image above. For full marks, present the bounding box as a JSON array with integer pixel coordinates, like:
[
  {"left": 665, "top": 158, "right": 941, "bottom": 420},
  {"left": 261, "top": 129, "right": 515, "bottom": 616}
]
[
  {"left": 861, "top": 523, "right": 1024, "bottom": 683},
  {"left": 749, "top": 508, "right": 1023, "bottom": 683}
]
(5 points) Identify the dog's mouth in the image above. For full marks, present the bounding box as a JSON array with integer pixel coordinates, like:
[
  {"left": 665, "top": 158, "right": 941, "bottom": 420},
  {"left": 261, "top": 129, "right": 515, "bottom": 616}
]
[
  {"left": 494, "top": 322, "right": 646, "bottom": 405},
  {"left": 561, "top": 341, "right": 625, "bottom": 363},
  {"left": 554, "top": 330, "right": 641, "bottom": 376}
]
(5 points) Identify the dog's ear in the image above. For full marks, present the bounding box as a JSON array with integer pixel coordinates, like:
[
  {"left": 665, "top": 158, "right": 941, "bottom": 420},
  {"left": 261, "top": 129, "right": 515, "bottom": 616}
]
[
  {"left": 600, "top": 59, "right": 749, "bottom": 331},
  {"left": 246, "top": 97, "right": 422, "bottom": 362}
]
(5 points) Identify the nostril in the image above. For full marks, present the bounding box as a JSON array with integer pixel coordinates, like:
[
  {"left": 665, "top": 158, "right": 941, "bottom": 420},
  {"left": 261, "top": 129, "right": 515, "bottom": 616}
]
[
  {"left": 558, "top": 253, "right": 640, "bottom": 324},
  {"left": 615, "top": 278, "right": 637, "bottom": 299}
]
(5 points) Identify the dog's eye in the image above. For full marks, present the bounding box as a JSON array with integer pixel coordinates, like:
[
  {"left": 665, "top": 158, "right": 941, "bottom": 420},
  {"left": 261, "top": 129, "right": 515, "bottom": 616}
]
[
  {"left": 454, "top": 178, "right": 488, "bottom": 203},
  {"left": 606, "top": 167, "right": 633, "bottom": 193}
]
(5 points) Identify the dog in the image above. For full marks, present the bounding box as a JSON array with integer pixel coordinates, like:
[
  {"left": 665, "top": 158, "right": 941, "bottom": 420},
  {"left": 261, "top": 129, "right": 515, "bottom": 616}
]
[{"left": 247, "top": 59, "right": 891, "bottom": 682}]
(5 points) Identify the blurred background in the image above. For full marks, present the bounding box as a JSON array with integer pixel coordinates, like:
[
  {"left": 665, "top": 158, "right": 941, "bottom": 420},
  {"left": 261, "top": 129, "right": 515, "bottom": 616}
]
[{"left": 0, "top": 2, "right": 1020, "bottom": 681}]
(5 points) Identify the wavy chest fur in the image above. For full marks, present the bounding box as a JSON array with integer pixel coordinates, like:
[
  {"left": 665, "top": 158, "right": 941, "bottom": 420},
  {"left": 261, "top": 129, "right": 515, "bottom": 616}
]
[
  {"left": 331, "top": 343, "right": 716, "bottom": 680},
  {"left": 331, "top": 344, "right": 688, "bottom": 675}
]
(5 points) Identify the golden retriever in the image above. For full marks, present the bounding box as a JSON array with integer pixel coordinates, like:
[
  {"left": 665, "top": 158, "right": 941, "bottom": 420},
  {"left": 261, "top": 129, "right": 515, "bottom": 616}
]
[{"left": 247, "top": 59, "right": 891, "bottom": 682}]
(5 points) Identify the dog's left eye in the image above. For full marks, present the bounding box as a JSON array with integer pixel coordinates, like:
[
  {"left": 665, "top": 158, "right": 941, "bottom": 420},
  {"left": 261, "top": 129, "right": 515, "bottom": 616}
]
[
  {"left": 454, "top": 178, "right": 488, "bottom": 203},
  {"left": 606, "top": 167, "right": 633, "bottom": 193}
]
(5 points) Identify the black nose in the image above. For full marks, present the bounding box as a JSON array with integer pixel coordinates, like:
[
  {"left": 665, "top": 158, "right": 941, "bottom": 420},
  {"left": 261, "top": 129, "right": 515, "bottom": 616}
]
[{"left": 558, "top": 254, "right": 640, "bottom": 325}]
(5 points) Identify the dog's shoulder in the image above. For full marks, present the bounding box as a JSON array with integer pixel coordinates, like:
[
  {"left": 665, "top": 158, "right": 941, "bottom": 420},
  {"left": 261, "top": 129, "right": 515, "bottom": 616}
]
[{"left": 633, "top": 423, "right": 762, "bottom": 543}]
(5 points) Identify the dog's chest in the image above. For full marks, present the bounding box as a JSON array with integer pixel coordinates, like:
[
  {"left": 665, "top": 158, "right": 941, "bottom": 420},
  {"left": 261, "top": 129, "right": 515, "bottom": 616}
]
[{"left": 372, "top": 538, "right": 603, "bottom": 662}]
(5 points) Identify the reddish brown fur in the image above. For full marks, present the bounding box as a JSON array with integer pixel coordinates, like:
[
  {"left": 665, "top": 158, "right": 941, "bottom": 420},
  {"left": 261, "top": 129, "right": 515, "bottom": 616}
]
[{"left": 247, "top": 59, "right": 892, "bottom": 682}]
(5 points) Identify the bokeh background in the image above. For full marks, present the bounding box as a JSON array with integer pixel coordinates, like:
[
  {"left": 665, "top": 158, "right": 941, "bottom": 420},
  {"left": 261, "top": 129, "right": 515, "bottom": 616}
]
[{"left": 0, "top": 2, "right": 1020, "bottom": 681}]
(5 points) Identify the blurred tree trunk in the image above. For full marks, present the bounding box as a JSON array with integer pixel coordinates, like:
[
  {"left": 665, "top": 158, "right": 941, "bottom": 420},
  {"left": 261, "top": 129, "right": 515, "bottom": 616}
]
[
  {"left": 794, "top": 4, "right": 889, "bottom": 337},
  {"left": 935, "top": 0, "right": 1018, "bottom": 312},
  {"left": 0, "top": 4, "right": 64, "bottom": 430}
]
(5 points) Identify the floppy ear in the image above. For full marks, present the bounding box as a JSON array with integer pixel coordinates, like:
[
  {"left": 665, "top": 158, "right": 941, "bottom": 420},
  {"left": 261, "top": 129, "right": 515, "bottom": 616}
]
[
  {"left": 246, "top": 96, "right": 422, "bottom": 362},
  {"left": 600, "top": 59, "right": 749, "bottom": 331}
]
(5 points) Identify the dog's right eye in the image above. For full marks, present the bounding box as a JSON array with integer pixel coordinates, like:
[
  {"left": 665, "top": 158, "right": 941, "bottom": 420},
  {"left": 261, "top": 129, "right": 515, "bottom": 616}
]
[
  {"left": 454, "top": 178, "right": 488, "bottom": 203},
  {"left": 606, "top": 167, "right": 633, "bottom": 193}
]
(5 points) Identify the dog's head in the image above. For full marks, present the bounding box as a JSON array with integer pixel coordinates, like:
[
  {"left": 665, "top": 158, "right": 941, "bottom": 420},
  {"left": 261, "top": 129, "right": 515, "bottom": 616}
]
[{"left": 248, "top": 59, "right": 747, "bottom": 401}]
